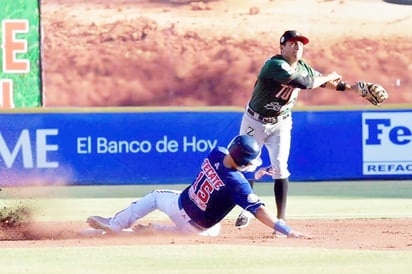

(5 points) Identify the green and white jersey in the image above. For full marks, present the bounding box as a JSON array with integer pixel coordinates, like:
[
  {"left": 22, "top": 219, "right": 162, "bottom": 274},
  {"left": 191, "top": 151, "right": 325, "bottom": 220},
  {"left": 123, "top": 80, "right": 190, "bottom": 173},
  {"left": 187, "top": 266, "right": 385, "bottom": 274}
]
[{"left": 248, "top": 54, "right": 321, "bottom": 117}]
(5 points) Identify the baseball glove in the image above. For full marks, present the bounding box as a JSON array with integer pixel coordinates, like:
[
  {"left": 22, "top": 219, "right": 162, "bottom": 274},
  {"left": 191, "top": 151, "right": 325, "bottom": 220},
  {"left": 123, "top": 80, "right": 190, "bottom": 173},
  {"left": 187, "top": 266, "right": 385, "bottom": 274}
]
[{"left": 356, "top": 81, "right": 389, "bottom": 105}]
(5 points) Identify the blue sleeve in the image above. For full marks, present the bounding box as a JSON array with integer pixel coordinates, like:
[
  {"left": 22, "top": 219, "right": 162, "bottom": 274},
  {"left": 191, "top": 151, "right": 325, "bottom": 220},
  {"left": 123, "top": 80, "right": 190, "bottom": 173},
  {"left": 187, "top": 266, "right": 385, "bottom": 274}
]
[{"left": 231, "top": 178, "right": 264, "bottom": 216}]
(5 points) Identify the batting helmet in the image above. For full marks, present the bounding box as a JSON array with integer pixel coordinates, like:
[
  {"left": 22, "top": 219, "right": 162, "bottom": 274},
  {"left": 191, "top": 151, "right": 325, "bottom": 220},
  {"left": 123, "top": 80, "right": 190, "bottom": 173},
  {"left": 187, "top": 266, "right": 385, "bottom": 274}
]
[{"left": 228, "top": 135, "right": 261, "bottom": 167}]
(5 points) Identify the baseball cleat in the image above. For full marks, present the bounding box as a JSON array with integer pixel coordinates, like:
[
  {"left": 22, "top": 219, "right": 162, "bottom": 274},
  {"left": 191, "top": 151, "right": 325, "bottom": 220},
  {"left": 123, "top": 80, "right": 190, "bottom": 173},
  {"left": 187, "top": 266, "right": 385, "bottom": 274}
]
[
  {"left": 132, "top": 223, "right": 156, "bottom": 234},
  {"left": 78, "top": 228, "right": 106, "bottom": 237},
  {"left": 87, "top": 216, "right": 116, "bottom": 233},
  {"left": 235, "top": 211, "right": 253, "bottom": 229}
]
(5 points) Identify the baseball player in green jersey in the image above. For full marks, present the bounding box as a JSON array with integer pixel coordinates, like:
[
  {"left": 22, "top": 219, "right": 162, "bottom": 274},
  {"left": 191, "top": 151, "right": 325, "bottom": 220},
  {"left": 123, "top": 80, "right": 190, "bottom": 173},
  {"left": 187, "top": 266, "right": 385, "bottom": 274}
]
[{"left": 235, "top": 30, "right": 346, "bottom": 230}]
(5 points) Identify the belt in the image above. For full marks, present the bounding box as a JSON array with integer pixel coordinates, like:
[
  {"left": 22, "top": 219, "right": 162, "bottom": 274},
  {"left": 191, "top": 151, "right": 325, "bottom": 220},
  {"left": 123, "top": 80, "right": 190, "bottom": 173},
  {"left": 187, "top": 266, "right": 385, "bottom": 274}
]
[
  {"left": 178, "top": 196, "right": 206, "bottom": 231},
  {"left": 247, "top": 106, "right": 290, "bottom": 124}
]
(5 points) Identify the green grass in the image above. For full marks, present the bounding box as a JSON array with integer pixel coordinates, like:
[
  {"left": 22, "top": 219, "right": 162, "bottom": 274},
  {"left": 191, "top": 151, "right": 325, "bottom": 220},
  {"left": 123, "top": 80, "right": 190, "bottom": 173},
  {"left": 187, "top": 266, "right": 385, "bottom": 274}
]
[
  {"left": 1, "top": 181, "right": 412, "bottom": 222},
  {"left": 0, "top": 181, "right": 411, "bottom": 274},
  {"left": 0, "top": 245, "right": 411, "bottom": 274},
  {"left": 0, "top": 0, "right": 41, "bottom": 107},
  {"left": 2, "top": 180, "right": 410, "bottom": 199}
]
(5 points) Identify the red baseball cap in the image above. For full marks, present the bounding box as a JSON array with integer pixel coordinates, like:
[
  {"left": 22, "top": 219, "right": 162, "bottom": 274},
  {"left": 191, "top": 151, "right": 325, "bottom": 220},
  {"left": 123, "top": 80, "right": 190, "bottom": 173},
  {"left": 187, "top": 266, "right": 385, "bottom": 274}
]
[{"left": 280, "top": 30, "right": 309, "bottom": 45}]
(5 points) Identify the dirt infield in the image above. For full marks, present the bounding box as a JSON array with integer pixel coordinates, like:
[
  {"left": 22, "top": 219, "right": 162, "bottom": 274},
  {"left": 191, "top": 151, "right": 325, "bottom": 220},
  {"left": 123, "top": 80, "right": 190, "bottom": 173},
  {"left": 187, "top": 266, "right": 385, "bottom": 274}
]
[{"left": 1, "top": 219, "right": 411, "bottom": 250}]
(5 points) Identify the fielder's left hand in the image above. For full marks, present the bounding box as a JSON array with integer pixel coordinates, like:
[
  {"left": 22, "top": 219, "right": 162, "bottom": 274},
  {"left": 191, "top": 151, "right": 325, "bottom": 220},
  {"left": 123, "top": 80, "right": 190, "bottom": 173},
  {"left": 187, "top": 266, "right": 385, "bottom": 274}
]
[{"left": 356, "top": 81, "right": 389, "bottom": 105}]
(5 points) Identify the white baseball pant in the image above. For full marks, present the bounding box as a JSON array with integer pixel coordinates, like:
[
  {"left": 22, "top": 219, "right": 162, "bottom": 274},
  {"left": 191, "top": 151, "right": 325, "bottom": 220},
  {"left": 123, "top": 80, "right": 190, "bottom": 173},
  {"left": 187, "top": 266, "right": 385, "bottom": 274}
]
[
  {"left": 239, "top": 111, "right": 292, "bottom": 179},
  {"left": 107, "top": 190, "right": 221, "bottom": 236}
]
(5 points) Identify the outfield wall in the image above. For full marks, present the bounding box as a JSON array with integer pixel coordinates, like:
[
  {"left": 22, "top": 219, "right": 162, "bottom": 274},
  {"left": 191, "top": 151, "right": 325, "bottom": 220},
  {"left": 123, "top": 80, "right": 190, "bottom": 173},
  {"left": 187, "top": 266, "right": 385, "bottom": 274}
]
[{"left": 0, "top": 107, "right": 411, "bottom": 186}]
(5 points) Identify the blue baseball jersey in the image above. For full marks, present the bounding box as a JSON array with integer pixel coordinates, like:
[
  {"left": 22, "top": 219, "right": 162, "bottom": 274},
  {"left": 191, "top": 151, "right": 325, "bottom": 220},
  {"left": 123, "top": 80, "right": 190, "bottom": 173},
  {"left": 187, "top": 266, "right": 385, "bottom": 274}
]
[{"left": 179, "top": 146, "right": 264, "bottom": 228}]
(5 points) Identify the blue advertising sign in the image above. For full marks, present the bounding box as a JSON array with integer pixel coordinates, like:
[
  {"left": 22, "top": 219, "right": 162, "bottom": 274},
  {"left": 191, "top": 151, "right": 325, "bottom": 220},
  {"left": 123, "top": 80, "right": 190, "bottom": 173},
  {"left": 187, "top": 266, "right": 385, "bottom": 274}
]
[
  {"left": 0, "top": 110, "right": 241, "bottom": 185},
  {"left": 362, "top": 111, "right": 412, "bottom": 176},
  {"left": 1, "top": 108, "right": 411, "bottom": 186},
  {"left": 289, "top": 109, "right": 412, "bottom": 181}
]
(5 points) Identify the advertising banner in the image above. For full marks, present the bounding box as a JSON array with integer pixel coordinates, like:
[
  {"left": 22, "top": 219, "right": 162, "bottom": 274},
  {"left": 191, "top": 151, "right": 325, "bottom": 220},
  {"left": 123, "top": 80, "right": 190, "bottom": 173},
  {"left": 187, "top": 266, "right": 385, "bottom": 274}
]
[
  {"left": 0, "top": 0, "right": 41, "bottom": 108},
  {"left": 289, "top": 110, "right": 412, "bottom": 181},
  {"left": 0, "top": 110, "right": 241, "bottom": 185},
  {"left": 362, "top": 111, "right": 412, "bottom": 176},
  {"left": 1, "top": 109, "right": 411, "bottom": 186}
]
